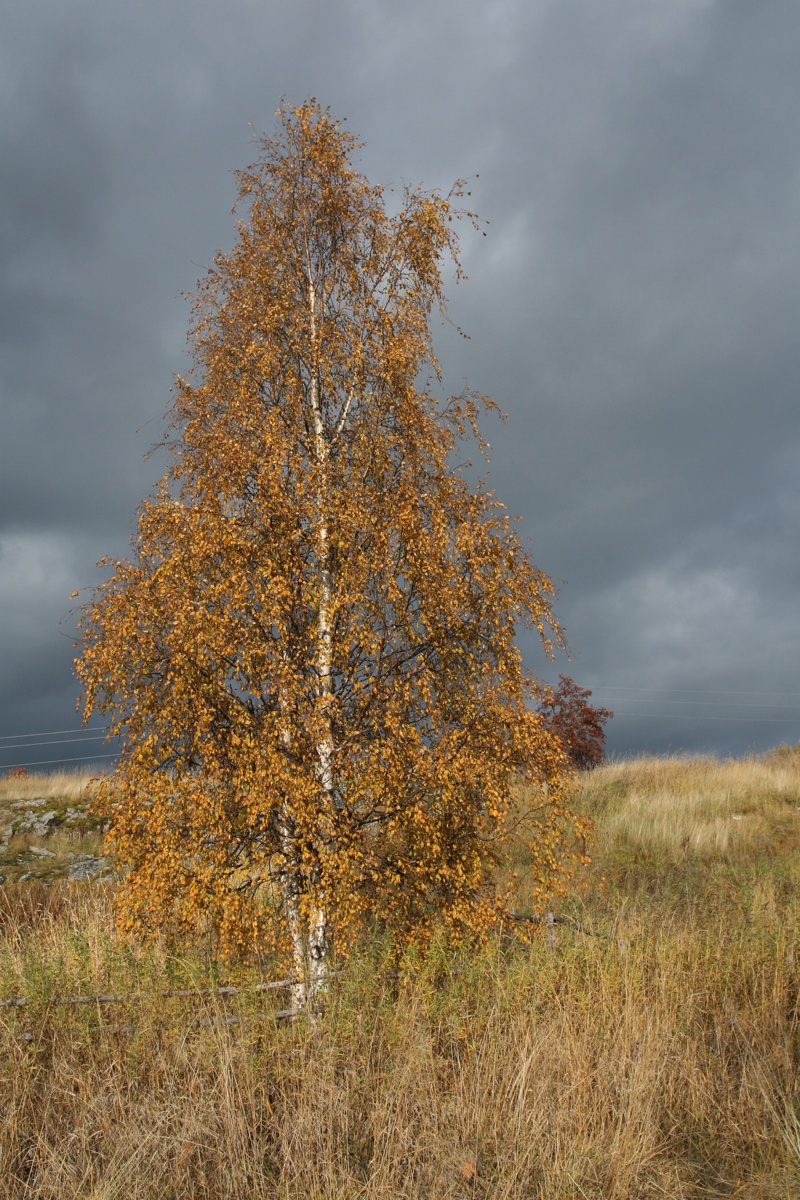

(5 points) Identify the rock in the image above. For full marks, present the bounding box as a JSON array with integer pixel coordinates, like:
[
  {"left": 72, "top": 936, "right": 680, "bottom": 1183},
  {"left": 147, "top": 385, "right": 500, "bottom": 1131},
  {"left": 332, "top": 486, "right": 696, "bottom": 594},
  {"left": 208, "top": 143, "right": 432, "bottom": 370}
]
[
  {"left": 29, "top": 846, "right": 56, "bottom": 858},
  {"left": 67, "top": 856, "right": 112, "bottom": 882},
  {"left": 14, "top": 810, "right": 61, "bottom": 837}
]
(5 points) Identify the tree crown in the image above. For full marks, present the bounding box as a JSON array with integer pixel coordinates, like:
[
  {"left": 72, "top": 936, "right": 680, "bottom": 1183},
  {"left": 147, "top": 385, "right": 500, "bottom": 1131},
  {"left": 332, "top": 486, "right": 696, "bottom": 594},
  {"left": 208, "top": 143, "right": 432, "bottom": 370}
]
[{"left": 76, "top": 102, "right": 587, "bottom": 965}]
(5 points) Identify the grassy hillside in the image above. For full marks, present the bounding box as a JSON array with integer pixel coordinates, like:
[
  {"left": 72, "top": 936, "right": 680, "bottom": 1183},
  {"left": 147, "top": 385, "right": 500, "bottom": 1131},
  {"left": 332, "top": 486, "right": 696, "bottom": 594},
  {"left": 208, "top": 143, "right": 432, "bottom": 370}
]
[
  {"left": 1, "top": 752, "right": 800, "bottom": 1198},
  {"left": 0, "top": 768, "right": 109, "bottom": 886}
]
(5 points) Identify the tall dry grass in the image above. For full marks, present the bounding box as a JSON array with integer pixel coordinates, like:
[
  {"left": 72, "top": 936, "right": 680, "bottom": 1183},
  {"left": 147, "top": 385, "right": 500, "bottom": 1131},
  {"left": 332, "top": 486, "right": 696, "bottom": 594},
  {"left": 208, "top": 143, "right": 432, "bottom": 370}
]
[
  {"left": 581, "top": 752, "right": 800, "bottom": 862},
  {"left": 1, "top": 754, "right": 799, "bottom": 1197},
  {"left": 0, "top": 767, "right": 99, "bottom": 807}
]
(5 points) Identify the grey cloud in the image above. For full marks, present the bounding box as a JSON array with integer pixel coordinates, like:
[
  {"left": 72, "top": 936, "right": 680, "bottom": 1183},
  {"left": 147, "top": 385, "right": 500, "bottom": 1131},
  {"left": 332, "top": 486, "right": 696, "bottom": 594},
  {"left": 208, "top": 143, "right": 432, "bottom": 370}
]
[
  {"left": 1, "top": 0, "right": 799, "bottom": 762},
  {"left": 0, "top": 42, "right": 107, "bottom": 260}
]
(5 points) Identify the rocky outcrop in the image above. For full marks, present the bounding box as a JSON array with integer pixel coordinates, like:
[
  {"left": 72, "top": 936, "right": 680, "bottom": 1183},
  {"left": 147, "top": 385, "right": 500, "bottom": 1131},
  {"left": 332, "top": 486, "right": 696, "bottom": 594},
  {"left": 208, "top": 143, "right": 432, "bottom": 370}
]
[
  {"left": 67, "top": 856, "right": 113, "bottom": 882},
  {"left": 14, "top": 809, "right": 62, "bottom": 837},
  {"left": 0, "top": 795, "right": 115, "bottom": 885}
]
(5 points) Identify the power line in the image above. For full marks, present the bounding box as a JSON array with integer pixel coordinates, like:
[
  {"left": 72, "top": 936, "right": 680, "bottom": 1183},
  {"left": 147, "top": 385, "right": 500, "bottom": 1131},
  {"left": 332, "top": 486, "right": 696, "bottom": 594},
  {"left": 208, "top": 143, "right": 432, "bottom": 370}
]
[
  {"left": 0, "top": 726, "right": 108, "bottom": 742},
  {"left": 0, "top": 735, "right": 112, "bottom": 753},
  {"left": 2, "top": 687, "right": 797, "bottom": 769},
  {"left": 1, "top": 753, "right": 118, "bottom": 771},
  {"left": 611, "top": 712, "right": 799, "bottom": 724},
  {"left": 590, "top": 697, "right": 800, "bottom": 711},
  {"left": 590, "top": 684, "right": 800, "bottom": 698}
]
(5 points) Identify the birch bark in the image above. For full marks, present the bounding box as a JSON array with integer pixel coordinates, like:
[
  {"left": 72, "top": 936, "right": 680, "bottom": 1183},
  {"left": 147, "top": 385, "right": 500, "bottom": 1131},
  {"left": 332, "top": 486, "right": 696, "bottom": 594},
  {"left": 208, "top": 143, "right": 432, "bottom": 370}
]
[
  {"left": 306, "top": 265, "right": 336, "bottom": 1004},
  {"left": 277, "top": 815, "right": 308, "bottom": 1013},
  {"left": 276, "top": 691, "right": 309, "bottom": 1013}
]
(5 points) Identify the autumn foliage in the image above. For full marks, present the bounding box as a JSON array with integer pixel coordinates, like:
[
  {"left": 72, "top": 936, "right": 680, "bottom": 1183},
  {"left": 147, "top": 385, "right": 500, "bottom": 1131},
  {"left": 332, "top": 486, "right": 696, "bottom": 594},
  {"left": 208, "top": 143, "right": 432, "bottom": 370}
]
[
  {"left": 2, "top": 767, "right": 29, "bottom": 780},
  {"left": 538, "top": 675, "right": 613, "bottom": 770},
  {"left": 75, "top": 102, "right": 586, "bottom": 1003}
]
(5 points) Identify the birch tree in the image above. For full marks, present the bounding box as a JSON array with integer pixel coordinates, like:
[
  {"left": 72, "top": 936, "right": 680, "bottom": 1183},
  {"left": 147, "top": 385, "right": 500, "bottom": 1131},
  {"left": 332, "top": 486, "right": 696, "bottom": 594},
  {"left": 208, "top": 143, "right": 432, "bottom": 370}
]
[{"left": 75, "top": 102, "right": 587, "bottom": 1010}]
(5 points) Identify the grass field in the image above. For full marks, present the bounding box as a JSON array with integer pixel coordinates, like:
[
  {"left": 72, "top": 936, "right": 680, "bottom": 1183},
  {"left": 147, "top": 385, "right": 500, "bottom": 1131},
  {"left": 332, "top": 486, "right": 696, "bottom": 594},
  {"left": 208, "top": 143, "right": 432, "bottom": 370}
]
[{"left": 2, "top": 751, "right": 800, "bottom": 1198}]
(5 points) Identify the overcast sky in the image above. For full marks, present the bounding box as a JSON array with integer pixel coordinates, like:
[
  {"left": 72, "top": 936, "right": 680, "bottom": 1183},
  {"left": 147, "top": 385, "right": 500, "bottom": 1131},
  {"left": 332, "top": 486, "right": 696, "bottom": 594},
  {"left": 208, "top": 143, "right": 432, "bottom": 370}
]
[{"left": 2, "top": 0, "right": 799, "bottom": 773}]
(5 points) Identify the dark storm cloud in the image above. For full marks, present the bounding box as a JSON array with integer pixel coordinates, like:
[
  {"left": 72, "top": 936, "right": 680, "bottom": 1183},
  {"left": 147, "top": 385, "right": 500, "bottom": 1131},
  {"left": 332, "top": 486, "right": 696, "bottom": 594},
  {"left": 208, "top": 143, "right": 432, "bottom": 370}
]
[
  {"left": 1, "top": 0, "right": 799, "bottom": 764},
  {"left": 425, "top": 0, "right": 800, "bottom": 754}
]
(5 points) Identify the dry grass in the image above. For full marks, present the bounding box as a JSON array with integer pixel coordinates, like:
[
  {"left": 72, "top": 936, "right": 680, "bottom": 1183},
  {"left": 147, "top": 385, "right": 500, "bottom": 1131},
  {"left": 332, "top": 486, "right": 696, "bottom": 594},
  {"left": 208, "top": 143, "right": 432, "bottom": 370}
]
[
  {"left": 581, "top": 752, "right": 800, "bottom": 861},
  {"left": 1, "top": 754, "right": 800, "bottom": 1197},
  {"left": 0, "top": 767, "right": 100, "bottom": 806}
]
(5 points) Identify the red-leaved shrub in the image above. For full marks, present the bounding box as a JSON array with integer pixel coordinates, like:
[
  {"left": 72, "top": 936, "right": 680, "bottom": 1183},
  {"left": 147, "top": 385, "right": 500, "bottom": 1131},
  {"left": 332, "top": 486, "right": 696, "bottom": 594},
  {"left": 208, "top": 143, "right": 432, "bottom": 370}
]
[{"left": 538, "top": 675, "right": 613, "bottom": 770}]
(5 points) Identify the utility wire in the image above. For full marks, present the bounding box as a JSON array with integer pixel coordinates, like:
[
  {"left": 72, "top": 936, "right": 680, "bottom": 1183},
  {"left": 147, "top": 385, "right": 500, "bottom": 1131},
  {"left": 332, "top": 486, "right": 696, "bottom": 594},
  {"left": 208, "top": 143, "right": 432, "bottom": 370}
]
[
  {"left": 590, "top": 684, "right": 800, "bottom": 697},
  {"left": 590, "top": 696, "right": 800, "bottom": 711},
  {"left": 611, "top": 712, "right": 799, "bottom": 724},
  {"left": 1, "top": 753, "right": 118, "bottom": 771},
  {"left": 3, "top": 685, "right": 798, "bottom": 771},
  {"left": 0, "top": 735, "right": 112, "bottom": 753},
  {"left": 0, "top": 727, "right": 108, "bottom": 742}
]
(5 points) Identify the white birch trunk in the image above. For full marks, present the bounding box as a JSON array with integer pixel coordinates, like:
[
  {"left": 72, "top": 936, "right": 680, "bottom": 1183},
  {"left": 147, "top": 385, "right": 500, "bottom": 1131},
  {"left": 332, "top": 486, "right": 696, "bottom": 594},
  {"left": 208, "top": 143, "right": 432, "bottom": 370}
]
[
  {"left": 308, "top": 904, "right": 331, "bottom": 1001},
  {"left": 272, "top": 257, "right": 337, "bottom": 1016},
  {"left": 277, "top": 692, "right": 309, "bottom": 1013},
  {"left": 307, "top": 268, "right": 335, "bottom": 1004},
  {"left": 278, "top": 836, "right": 309, "bottom": 1013}
]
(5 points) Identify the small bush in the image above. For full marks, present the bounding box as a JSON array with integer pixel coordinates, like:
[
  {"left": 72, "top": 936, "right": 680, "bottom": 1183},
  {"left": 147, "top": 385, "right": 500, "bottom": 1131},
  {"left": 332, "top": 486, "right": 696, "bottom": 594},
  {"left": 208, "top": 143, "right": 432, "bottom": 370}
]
[{"left": 538, "top": 674, "right": 613, "bottom": 769}]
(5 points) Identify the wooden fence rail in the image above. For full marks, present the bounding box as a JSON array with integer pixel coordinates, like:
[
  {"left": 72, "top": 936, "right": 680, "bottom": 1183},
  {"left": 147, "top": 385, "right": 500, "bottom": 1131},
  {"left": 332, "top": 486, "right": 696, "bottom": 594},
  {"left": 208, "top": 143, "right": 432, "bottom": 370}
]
[
  {"left": 0, "top": 977, "right": 323, "bottom": 1037},
  {"left": 0, "top": 915, "right": 614, "bottom": 1029},
  {"left": 0, "top": 977, "right": 299, "bottom": 1009},
  {"left": 0, "top": 917, "right": 580, "bottom": 1010}
]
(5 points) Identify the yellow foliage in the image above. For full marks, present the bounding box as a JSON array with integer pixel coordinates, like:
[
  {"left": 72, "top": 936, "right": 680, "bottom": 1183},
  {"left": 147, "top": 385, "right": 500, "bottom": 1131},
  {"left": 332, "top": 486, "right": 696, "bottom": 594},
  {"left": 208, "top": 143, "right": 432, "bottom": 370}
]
[{"left": 75, "top": 101, "right": 584, "bottom": 973}]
